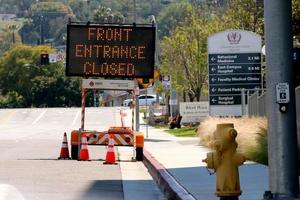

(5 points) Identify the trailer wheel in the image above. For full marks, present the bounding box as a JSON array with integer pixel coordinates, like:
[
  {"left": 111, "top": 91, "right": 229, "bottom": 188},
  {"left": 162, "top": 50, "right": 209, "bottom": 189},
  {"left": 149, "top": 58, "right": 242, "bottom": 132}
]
[
  {"left": 136, "top": 147, "right": 143, "bottom": 161},
  {"left": 71, "top": 145, "right": 78, "bottom": 160}
]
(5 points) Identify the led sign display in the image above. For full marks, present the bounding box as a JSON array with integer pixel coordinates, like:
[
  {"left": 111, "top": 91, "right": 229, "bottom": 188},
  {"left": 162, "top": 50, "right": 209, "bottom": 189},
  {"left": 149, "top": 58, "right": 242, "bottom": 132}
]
[{"left": 66, "top": 24, "right": 155, "bottom": 78}]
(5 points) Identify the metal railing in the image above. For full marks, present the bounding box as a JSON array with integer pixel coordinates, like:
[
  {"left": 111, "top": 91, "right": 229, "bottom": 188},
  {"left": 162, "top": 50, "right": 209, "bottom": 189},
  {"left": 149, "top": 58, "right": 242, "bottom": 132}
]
[
  {"left": 247, "top": 86, "right": 300, "bottom": 118},
  {"left": 248, "top": 89, "right": 267, "bottom": 117}
]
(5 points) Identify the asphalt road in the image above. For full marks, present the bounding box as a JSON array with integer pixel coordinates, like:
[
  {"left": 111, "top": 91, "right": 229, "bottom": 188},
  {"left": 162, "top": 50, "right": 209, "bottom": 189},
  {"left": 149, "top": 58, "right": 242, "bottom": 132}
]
[{"left": 0, "top": 107, "right": 165, "bottom": 200}]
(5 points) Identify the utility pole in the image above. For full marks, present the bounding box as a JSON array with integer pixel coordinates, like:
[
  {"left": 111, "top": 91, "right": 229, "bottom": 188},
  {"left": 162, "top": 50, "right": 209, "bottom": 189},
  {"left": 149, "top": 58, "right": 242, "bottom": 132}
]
[
  {"left": 170, "top": 76, "right": 173, "bottom": 117},
  {"left": 264, "top": 0, "right": 299, "bottom": 199},
  {"left": 133, "top": 0, "right": 137, "bottom": 23},
  {"left": 40, "top": 15, "right": 44, "bottom": 44}
]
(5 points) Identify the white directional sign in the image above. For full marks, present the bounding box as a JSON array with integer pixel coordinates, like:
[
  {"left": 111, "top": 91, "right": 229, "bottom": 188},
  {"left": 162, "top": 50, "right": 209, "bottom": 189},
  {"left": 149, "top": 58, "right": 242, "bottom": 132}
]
[
  {"left": 208, "top": 29, "right": 262, "bottom": 116},
  {"left": 82, "top": 79, "right": 135, "bottom": 90}
]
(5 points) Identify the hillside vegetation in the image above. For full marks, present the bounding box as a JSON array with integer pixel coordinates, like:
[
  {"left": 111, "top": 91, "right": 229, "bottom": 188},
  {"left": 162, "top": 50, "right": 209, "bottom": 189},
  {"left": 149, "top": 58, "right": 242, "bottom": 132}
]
[{"left": 0, "top": 0, "right": 299, "bottom": 107}]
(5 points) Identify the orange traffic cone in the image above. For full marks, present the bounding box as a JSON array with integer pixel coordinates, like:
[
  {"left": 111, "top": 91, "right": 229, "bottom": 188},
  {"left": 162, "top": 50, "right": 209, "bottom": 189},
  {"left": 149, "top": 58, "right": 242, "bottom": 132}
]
[
  {"left": 104, "top": 134, "right": 117, "bottom": 164},
  {"left": 79, "top": 133, "right": 90, "bottom": 161},
  {"left": 58, "top": 132, "right": 70, "bottom": 159}
]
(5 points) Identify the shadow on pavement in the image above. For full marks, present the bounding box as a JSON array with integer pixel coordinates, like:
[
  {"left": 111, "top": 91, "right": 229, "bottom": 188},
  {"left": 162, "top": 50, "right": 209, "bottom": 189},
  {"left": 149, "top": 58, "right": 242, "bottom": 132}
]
[
  {"left": 144, "top": 138, "right": 171, "bottom": 142},
  {"left": 74, "top": 179, "right": 164, "bottom": 200},
  {"left": 74, "top": 180, "right": 123, "bottom": 200},
  {"left": 164, "top": 164, "right": 269, "bottom": 200}
]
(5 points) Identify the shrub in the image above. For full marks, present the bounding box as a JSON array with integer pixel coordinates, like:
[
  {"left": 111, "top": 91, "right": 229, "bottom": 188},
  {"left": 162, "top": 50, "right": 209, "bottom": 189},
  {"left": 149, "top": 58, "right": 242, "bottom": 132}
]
[
  {"left": 197, "top": 116, "right": 268, "bottom": 164},
  {"left": 245, "top": 127, "right": 268, "bottom": 165}
]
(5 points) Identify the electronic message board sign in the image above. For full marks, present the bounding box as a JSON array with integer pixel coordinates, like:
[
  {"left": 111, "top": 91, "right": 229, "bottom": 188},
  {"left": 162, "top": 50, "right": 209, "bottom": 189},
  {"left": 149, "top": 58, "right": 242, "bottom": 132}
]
[{"left": 66, "top": 24, "right": 155, "bottom": 78}]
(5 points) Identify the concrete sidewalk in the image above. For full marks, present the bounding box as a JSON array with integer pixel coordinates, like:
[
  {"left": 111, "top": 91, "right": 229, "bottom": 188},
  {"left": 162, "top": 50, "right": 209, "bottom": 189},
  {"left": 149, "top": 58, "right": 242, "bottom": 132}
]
[{"left": 140, "top": 124, "right": 269, "bottom": 200}]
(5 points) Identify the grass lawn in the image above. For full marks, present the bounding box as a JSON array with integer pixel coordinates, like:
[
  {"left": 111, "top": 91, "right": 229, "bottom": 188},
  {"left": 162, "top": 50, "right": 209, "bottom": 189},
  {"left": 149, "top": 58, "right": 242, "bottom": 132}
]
[{"left": 165, "top": 127, "right": 197, "bottom": 137}]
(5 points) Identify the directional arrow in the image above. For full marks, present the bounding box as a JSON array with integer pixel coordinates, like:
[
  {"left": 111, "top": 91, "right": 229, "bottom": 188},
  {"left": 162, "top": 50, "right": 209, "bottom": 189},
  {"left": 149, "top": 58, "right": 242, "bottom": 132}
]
[
  {"left": 212, "top": 88, "right": 216, "bottom": 92},
  {"left": 211, "top": 98, "right": 217, "bottom": 103},
  {"left": 211, "top": 67, "right": 216, "bottom": 72},
  {"left": 211, "top": 57, "right": 216, "bottom": 62},
  {"left": 211, "top": 78, "right": 216, "bottom": 82},
  {"left": 254, "top": 86, "right": 261, "bottom": 90}
]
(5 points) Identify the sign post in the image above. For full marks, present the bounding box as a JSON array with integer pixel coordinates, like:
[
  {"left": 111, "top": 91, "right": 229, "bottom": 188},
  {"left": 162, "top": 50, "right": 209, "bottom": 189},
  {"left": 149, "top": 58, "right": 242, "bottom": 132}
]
[{"left": 208, "top": 30, "right": 262, "bottom": 116}]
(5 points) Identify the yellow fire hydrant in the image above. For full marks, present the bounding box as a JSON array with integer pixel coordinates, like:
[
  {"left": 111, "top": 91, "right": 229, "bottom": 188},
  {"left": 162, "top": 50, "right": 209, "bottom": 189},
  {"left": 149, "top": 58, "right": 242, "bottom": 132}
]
[{"left": 202, "top": 123, "right": 246, "bottom": 200}]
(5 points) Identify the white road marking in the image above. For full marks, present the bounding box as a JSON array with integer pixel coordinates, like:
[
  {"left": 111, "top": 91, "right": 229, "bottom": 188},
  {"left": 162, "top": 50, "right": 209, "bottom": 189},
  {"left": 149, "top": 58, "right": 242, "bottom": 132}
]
[
  {"left": 71, "top": 110, "right": 80, "bottom": 126},
  {"left": 32, "top": 110, "right": 46, "bottom": 125}
]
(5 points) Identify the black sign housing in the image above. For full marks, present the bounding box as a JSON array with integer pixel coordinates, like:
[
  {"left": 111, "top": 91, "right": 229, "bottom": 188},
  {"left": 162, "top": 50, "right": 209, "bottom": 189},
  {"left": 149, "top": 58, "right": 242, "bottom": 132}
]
[
  {"left": 66, "top": 24, "right": 156, "bottom": 78},
  {"left": 208, "top": 53, "right": 262, "bottom": 105}
]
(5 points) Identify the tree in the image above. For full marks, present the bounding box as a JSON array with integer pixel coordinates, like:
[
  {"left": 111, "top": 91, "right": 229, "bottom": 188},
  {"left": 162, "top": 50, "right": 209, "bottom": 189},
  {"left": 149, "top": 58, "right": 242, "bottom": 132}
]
[
  {"left": 160, "top": 7, "right": 224, "bottom": 102},
  {"left": 20, "top": 1, "right": 75, "bottom": 45},
  {"left": 0, "top": 45, "right": 54, "bottom": 106},
  {"left": 292, "top": 0, "right": 300, "bottom": 37},
  {"left": 68, "top": 0, "right": 99, "bottom": 22},
  {"left": 0, "top": 45, "right": 81, "bottom": 107},
  {"left": 157, "top": 1, "right": 193, "bottom": 39},
  {"left": 222, "top": 0, "right": 264, "bottom": 36},
  {"left": 134, "top": 0, "right": 165, "bottom": 23},
  {"left": 0, "top": 0, "right": 36, "bottom": 15},
  {"left": 97, "top": 0, "right": 167, "bottom": 23},
  {"left": 30, "top": 76, "right": 81, "bottom": 107},
  {"left": 93, "top": 5, "right": 125, "bottom": 23},
  {"left": 0, "top": 22, "right": 23, "bottom": 55}
]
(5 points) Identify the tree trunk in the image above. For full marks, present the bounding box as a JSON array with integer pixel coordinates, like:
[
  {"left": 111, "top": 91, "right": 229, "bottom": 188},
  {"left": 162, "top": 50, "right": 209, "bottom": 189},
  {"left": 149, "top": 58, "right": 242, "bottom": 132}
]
[
  {"left": 183, "top": 91, "right": 186, "bottom": 102},
  {"left": 196, "top": 85, "right": 202, "bottom": 101},
  {"left": 188, "top": 93, "right": 194, "bottom": 102}
]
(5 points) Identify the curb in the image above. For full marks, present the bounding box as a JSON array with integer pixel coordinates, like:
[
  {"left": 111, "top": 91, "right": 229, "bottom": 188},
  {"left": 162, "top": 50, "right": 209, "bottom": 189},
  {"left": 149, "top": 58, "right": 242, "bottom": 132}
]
[{"left": 143, "top": 149, "right": 197, "bottom": 200}]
